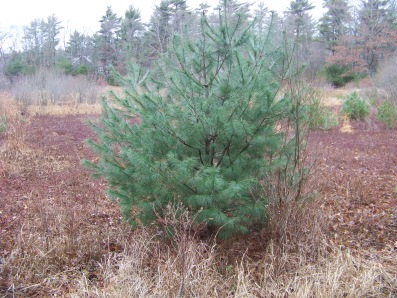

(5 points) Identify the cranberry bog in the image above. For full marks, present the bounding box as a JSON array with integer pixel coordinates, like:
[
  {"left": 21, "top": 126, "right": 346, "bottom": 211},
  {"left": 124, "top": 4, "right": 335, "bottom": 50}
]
[{"left": 0, "top": 92, "right": 396, "bottom": 297}]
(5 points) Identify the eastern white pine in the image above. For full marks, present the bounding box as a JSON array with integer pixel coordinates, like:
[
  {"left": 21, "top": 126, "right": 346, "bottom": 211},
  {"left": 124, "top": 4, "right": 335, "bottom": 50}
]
[{"left": 85, "top": 0, "right": 304, "bottom": 238}]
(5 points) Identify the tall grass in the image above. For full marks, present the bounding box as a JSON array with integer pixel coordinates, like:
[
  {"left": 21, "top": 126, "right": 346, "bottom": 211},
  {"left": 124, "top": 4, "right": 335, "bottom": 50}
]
[
  {"left": 0, "top": 92, "right": 26, "bottom": 155},
  {"left": 2, "top": 179, "right": 395, "bottom": 297},
  {"left": 69, "top": 203, "right": 396, "bottom": 297}
]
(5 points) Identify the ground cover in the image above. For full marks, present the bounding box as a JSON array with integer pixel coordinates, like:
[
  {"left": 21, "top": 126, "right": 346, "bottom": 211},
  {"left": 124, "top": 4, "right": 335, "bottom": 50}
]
[{"left": 0, "top": 92, "right": 396, "bottom": 297}]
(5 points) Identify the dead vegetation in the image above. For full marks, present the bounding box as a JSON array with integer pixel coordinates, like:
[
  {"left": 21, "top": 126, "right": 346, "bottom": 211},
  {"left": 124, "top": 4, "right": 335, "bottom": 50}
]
[{"left": 0, "top": 91, "right": 396, "bottom": 297}]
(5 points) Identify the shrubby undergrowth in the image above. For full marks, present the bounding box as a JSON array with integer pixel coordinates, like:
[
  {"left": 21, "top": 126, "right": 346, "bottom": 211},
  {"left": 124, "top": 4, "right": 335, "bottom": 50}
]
[
  {"left": 376, "top": 55, "right": 397, "bottom": 102},
  {"left": 9, "top": 69, "right": 100, "bottom": 106},
  {"left": 377, "top": 99, "right": 397, "bottom": 129},
  {"left": 324, "top": 64, "right": 358, "bottom": 88},
  {"left": 0, "top": 105, "right": 6, "bottom": 135},
  {"left": 307, "top": 97, "right": 338, "bottom": 130},
  {"left": 341, "top": 91, "right": 369, "bottom": 120}
]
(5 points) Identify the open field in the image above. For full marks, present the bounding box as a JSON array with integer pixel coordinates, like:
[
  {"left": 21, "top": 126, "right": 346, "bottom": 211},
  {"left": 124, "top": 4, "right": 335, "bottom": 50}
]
[{"left": 0, "top": 91, "right": 396, "bottom": 297}]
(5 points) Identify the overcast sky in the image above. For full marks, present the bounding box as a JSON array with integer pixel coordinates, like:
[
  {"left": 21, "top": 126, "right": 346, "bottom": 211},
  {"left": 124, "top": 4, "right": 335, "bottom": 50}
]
[{"left": 0, "top": 0, "right": 325, "bottom": 34}]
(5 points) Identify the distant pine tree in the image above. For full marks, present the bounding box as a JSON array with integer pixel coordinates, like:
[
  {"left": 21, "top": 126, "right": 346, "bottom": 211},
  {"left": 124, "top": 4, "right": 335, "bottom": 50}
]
[{"left": 84, "top": 0, "right": 304, "bottom": 238}]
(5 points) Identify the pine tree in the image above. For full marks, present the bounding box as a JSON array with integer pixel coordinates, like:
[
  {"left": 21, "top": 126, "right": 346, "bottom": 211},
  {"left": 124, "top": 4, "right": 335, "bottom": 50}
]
[
  {"left": 143, "top": 0, "right": 194, "bottom": 65},
  {"left": 22, "top": 16, "right": 62, "bottom": 68},
  {"left": 120, "top": 6, "right": 144, "bottom": 67},
  {"left": 285, "top": 0, "right": 315, "bottom": 39},
  {"left": 96, "top": 6, "right": 122, "bottom": 77},
  {"left": 284, "top": 0, "right": 316, "bottom": 68},
  {"left": 66, "top": 30, "right": 93, "bottom": 68},
  {"left": 85, "top": 0, "right": 303, "bottom": 238},
  {"left": 359, "top": 0, "right": 397, "bottom": 74},
  {"left": 42, "top": 15, "right": 62, "bottom": 67},
  {"left": 253, "top": 2, "right": 269, "bottom": 36},
  {"left": 327, "top": 0, "right": 397, "bottom": 75},
  {"left": 319, "top": 0, "right": 351, "bottom": 53},
  {"left": 23, "top": 19, "right": 44, "bottom": 67}
]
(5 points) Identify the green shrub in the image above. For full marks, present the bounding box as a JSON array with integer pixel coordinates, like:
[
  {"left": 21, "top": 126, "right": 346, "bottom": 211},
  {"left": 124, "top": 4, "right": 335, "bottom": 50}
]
[
  {"left": 57, "top": 57, "right": 73, "bottom": 75},
  {"left": 307, "top": 98, "right": 338, "bottom": 130},
  {"left": 377, "top": 100, "right": 397, "bottom": 129},
  {"left": 75, "top": 64, "right": 88, "bottom": 75},
  {"left": 0, "top": 111, "right": 6, "bottom": 135},
  {"left": 84, "top": 6, "right": 306, "bottom": 239},
  {"left": 341, "top": 92, "right": 369, "bottom": 120},
  {"left": 57, "top": 56, "right": 89, "bottom": 76},
  {"left": 324, "top": 64, "right": 356, "bottom": 88},
  {"left": 0, "top": 100, "right": 5, "bottom": 135},
  {"left": 5, "top": 53, "right": 35, "bottom": 81}
]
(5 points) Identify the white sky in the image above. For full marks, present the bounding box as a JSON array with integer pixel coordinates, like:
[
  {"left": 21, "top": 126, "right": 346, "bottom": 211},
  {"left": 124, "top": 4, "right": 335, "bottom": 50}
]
[{"left": 0, "top": 0, "right": 325, "bottom": 34}]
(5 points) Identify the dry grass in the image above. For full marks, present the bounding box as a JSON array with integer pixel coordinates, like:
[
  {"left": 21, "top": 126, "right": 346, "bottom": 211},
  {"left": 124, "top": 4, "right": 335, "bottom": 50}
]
[
  {"left": 0, "top": 92, "right": 28, "bottom": 156},
  {"left": 69, "top": 228, "right": 397, "bottom": 297},
  {"left": 3, "top": 209, "right": 396, "bottom": 297},
  {"left": 71, "top": 230, "right": 229, "bottom": 297},
  {"left": 27, "top": 102, "right": 102, "bottom": 116},
  {"left": 3, "top": 180, "right": 395, "bottom": 297},
  {"left": 321, "top": 89, "right": 348, "bottom": 107},
  {"left": 1, "top": 200, "right": 129, "bottom": 296},
  {"left": 323, "top": 97, "right": 343, "bottom": 107},
  {"left": 252, "top": 245, "right": 396, "bottom": 297},
  {"left": 0, "top": 92, "right": 20, "bottom": 116},
  {"left": 1, "top": 91, "right": 102, "bottom": 118},
  {"left": 340, "top": 115, "right": 354, "bottom": 133}
]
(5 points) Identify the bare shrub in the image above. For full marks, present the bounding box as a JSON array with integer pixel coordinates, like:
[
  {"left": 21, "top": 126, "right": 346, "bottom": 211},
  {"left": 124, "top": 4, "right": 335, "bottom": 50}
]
[
  {"left": 9, "top": 69, "right": 102, "bottom": 107},
  {"left": 375, "top": 55, "right": 397, "bottom": 102},
  {"left": 10, "top": 76, "right": 36, "bottom": 106},
  {"left": 0, "top": 75, "right": 10, "bottom": 91},
  {"left": 43, "top": 70, "right": 100, "bottom": 104},
  {"left": 305, "top": 41, "right": 327, "bottom": 81},
  {"left": 265, "top": 199, "right": 328, "bottom": 265}
]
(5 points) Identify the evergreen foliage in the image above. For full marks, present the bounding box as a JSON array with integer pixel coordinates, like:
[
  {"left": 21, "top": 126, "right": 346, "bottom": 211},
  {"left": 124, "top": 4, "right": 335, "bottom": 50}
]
[
  {"left": 324, "top": 64, "right": 356, "bottom": 87},
  {"left": 5, "top": 53, "right": 25, "bottom": 79},
  {"left": 0, "top": 110, "right": 6, "bottom": 136},
  {"left": 22, "top": 16, "right": 62, "bottom": 67},
  {"left": 341, "top": 91, "right": 369, "bottom": 120},
  {"left": 318, "top": 0, "right": 351, "bottom": 52},
  {"left": 307, "top": 98, "right": 338, "bottom": 130},
  {"left": 5, "top": 52, "right": 35, "bottom": 81},
  {"left": 96, "top": 6, "right": 122, "bottom": 81},
  {"left": 84, "top": 1, "right": 304, "bottom": 238},
  {"left": 377, "top": 99, "right": 397, "bottom": 129}
]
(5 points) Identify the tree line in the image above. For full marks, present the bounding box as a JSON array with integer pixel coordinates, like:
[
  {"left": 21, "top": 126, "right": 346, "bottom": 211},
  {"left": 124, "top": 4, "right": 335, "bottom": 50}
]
[{"left": 1, "top": 0, "right": 396, "bottom": 86}]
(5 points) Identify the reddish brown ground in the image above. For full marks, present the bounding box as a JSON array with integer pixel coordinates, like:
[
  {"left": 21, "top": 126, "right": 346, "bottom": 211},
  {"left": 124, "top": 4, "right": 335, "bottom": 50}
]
[
  {"left": 1, "top": 114, "right": 396, "bottom": 262},
  {"left": 0, "top": 115, "right": 119, "bottom": 258},
  {"left": 310, "top": 121, "right": 397, "bottom": 251}
]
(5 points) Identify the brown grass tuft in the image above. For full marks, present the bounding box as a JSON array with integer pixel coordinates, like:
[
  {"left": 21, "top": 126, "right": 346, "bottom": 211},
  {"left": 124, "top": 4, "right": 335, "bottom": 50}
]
[{"left": 340, "top": 115, "right": 354, "bottom": 133}]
